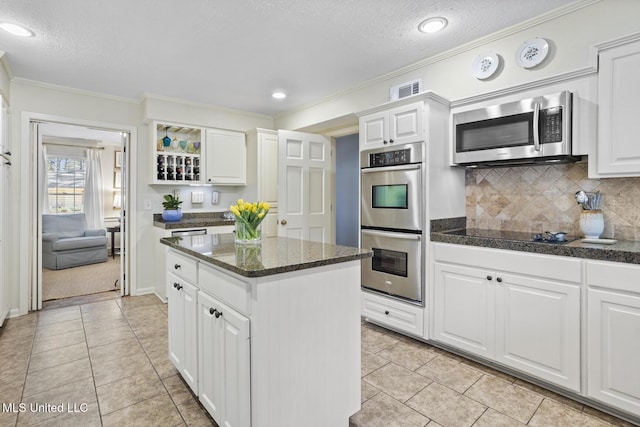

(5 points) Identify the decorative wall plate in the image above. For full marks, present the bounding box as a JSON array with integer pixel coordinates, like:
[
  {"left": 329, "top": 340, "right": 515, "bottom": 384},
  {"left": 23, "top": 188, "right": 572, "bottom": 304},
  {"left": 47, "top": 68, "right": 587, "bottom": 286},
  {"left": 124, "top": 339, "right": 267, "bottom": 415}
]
[
  {"left": 516, "top": 38, "right": 549, "bottom": 69},
  {"left": 472, "top": 52, "right": 500, "bottom": 80}
]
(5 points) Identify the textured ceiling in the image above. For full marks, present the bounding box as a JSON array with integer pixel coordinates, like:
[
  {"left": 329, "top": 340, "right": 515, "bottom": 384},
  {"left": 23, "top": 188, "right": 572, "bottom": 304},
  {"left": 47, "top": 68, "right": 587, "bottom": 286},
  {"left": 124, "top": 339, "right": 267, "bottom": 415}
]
[{"left": 1, "top": 0, "right": 577, "bottom": 116}]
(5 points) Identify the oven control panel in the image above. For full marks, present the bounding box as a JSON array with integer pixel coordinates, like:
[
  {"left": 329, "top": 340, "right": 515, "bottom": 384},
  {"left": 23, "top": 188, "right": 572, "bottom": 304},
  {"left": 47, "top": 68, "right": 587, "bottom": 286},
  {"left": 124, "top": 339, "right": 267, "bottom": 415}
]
[{"left": 370, "top": 148, "right": 410, "bottom": 167}]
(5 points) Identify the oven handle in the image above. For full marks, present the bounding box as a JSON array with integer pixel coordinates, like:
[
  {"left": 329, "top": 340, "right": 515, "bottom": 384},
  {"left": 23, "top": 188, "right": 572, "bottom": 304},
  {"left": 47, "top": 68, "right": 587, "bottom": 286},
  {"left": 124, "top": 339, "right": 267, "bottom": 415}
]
[
  {"left": 361, "top": 229, "right": 422, "bottom": 241},
  {"left": 361, "top": 164, "right": 421, "bottom": 173}
]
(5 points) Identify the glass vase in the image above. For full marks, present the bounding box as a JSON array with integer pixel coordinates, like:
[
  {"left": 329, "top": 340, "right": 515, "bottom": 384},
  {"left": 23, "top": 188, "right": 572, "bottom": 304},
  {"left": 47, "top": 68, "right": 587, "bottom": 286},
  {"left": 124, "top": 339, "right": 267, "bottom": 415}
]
[
  {"left": 579, "top": 209, "right": 604, "bottom": 239},
  {"left": 235, "top": 222, "right": 262, "bottom": 244}
]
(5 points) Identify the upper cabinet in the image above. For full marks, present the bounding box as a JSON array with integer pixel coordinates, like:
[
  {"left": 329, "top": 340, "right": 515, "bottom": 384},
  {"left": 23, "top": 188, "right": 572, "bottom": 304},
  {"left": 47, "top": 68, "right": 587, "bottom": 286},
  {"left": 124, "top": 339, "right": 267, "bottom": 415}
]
[
  {"left": 150, "top": 121, "right": 247, "bottom": 186},
  {"left": 359, "top": 100, "right": 423, "bottom": 149},
  {"left": 205, "top": 128, "right": 247, "bottom": 186},
  {"left": 151, "top": 121, "right": 204, "bottom": 185},
  {"left": 591, "top": 35, "right": 640, "bottom": 177}
]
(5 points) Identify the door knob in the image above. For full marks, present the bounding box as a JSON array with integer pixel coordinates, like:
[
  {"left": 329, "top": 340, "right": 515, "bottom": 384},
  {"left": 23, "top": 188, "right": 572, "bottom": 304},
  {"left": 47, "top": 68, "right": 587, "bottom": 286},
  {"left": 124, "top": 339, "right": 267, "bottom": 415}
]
[{"left": 280, "top": 219, "right": 287, "bottom": 225}]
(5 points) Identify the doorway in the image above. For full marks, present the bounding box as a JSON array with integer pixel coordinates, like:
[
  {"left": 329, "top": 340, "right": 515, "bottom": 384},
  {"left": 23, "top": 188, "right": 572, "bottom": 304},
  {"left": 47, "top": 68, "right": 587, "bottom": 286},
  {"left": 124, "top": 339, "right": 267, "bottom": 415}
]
[
  {"left": 335, "top": 133, "right": 359, "bottom": 247},
  {"left": 35, "top": 121, "right": 129, "bottom": 307}
]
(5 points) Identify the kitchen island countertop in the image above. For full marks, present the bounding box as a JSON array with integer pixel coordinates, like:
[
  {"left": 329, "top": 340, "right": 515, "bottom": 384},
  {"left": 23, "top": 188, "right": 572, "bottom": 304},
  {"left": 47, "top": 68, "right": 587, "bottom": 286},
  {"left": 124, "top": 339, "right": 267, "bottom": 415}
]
[{"left": 161, "top": 233, "right": 372, "bottom": 278}]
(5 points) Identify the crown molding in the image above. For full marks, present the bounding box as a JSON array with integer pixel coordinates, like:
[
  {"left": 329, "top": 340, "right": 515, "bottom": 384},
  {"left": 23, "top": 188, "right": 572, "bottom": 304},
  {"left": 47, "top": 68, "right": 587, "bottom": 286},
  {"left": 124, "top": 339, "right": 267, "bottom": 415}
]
[
  {"left": 13, "top": 77, "right": 141, "bottom": 104},
  {"left": 142, "top": 93, "right": 272, "bottom": 121}
]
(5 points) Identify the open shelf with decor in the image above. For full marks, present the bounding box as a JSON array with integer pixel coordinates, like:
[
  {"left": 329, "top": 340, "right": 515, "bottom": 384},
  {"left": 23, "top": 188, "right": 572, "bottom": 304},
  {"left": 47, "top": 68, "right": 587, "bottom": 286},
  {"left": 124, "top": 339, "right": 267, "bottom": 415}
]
[{"left": 151, "top": 121, "right": 204, "bottom": 185}]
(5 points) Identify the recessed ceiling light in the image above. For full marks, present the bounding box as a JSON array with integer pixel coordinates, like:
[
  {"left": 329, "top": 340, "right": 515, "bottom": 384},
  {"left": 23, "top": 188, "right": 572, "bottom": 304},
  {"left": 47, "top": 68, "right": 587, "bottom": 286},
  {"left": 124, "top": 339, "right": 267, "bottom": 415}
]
[
  {"left": 418, "top": 17, "right": 448, "bottom": 34},
  {"left": 0, "top": 22, "right": 35, "bottom": 37},
  {"left": 272, "top": 92, "right": 286, "bottom": 99}
]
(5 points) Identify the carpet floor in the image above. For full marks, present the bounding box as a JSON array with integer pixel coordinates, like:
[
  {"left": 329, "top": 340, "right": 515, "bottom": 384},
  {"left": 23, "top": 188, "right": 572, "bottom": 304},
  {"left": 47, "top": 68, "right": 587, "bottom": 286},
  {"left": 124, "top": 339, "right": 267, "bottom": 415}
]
[{"left": 42, "top": 255, "right": 120, "bottom": 301}]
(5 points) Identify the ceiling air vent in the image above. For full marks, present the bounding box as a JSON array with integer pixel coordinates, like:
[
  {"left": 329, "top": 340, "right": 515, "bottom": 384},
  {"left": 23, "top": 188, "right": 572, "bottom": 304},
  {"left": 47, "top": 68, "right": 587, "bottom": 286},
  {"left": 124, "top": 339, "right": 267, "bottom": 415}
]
[{"left": 390, "top": 79, "right": 422, "bottom": 101}]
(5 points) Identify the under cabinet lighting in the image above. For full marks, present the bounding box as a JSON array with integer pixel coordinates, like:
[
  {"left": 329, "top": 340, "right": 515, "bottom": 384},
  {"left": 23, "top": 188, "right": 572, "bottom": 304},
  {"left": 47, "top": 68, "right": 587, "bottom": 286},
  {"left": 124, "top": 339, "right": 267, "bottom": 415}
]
[
  {"left": 418, "top": 17, "right": 448, "bottom": 34},
  {"left": 0, "top": 22, "right": 35, "bottom": 37}
]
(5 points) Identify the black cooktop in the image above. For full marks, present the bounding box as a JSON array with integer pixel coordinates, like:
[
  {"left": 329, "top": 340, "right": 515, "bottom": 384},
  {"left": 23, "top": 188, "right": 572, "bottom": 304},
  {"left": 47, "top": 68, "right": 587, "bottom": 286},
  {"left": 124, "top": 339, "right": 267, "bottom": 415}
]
[{"left": 440, "top": 229, "right": 577, "bottom": 244}]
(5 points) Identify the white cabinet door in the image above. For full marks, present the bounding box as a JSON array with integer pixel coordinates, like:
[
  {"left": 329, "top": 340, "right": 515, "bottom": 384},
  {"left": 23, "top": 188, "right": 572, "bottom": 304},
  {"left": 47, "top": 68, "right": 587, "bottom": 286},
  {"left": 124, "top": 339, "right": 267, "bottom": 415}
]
[
  {"left": 206, "top": 129, "right": 247, "bottom": 185},
  {"left": 257, "top": 130, "right": 279, "bottom": 237},
  {"left": 594, "top": 38, "right": 640, "bottom": 177},
  {"left": 359, "top": 102, "right": 423, "bottom": 150},
  {"left": 588, "top": 289, "right": 640, "bottom": 416},
  {"left": 388, "top": 101, "right": 423, "bottom": 145},
  {"left": 360, "top": 111, "right": 387, "bottom": 148},
  {"left": 167, "top": 274, "right": 199, "bottom": 394},
  {"left": 495, "top": 273, "right": 580, "bottom": 391},
  {"left": 433, "top": 262, "right": 495, "bottom": 359},
  {"left": 198, "top": 290, "right": 251, "bottom": 427}
]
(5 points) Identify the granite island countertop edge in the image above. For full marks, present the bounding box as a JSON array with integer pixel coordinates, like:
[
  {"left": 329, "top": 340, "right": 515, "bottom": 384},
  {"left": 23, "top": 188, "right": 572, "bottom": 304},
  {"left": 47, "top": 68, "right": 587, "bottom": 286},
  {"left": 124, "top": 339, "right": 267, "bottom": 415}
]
[{"left": 160, "top": 236, "right": 372, "bottom": 278}]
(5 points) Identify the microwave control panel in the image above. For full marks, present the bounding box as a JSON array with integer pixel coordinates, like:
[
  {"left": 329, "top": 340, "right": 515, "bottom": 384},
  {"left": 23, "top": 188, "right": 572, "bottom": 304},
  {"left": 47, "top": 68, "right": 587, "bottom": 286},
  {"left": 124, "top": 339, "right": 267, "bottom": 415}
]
[
  {"left": 541, "top": 107, "right": 563, "bottom": 143},
  {"left": 369, "top": 148, "right": 411, "bottom": 167}
]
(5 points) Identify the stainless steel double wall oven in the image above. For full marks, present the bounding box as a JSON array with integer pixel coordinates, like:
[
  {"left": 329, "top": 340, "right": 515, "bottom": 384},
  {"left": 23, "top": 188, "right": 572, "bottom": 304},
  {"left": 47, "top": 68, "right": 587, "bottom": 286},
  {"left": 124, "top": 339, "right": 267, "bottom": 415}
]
[{"left": 360, "top": 142, "right": 425, "bottom": 305}]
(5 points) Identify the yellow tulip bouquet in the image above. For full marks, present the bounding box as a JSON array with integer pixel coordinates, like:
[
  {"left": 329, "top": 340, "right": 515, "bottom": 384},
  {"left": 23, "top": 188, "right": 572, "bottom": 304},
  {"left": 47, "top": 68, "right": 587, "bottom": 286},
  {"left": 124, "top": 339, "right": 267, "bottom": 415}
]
[{"left": 230, "top": 199, "right": 270, "bottom": 243}]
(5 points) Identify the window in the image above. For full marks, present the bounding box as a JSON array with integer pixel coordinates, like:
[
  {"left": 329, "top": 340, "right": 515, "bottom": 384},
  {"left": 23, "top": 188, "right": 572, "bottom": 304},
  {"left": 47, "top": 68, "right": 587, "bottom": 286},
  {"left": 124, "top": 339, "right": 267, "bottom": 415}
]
[{"left": 46, "top": 157, "right": 86, "bottom": 213}]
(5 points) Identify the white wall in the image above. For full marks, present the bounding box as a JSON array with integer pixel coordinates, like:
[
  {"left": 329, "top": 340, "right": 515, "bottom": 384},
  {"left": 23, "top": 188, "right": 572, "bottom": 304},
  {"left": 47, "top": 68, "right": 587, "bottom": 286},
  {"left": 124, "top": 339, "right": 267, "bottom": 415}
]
[
  {"left": 274, "top": 0, "right": 640, "bottom": 132},
  {"left": 8, "top": 80, "right": 273, "bottom": 313}
]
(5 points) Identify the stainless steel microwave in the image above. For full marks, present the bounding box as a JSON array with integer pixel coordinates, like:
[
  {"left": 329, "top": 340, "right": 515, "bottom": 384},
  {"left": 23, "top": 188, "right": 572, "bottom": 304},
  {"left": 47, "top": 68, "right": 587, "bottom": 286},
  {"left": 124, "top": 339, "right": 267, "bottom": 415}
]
[{"left": 452, "top": 91, "right": 578, "bottom": 167}]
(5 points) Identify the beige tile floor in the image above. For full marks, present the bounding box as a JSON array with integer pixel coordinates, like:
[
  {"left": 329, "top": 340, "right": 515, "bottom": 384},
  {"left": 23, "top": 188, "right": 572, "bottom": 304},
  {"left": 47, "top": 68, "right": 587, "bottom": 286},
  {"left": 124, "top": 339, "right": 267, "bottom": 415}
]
[
  {"left": 0, "top": 291, "right": 217, "bottom": 427},
  {"left": 353, "top": 320, "right": 638, "bottom": 427},
  {"left": 0, "top": 291, "right": 636, "bottom": 427}
]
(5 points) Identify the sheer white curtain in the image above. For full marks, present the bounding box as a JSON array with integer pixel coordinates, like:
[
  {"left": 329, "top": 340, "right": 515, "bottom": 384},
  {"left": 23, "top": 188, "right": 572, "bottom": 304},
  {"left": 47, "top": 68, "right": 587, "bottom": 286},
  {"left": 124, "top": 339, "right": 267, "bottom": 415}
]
[
  {"left": 84, "top": 149, "right": 104, "bottom": 229},
  {"left": 39, "top": 144, "right": 50, "bottom": 213}
]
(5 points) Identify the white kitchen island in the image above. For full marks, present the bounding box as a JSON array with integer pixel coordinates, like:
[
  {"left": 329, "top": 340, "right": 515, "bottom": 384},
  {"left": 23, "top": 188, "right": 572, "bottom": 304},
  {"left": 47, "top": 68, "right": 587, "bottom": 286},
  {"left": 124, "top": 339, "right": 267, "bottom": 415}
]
[{"left": 161, "top": 233, "right": 372, "bottom": 427}]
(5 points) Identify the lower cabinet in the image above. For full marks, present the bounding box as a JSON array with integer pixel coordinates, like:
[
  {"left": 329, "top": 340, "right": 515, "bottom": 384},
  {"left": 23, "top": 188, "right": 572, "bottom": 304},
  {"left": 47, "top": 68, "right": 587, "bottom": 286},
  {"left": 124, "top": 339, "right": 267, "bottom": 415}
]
[
  {"left": 433, "top": 244, "right": 581, "bottom": 392},
  {"left": 587, "top": 261, "right": 640, "bottom": 417},
  {"left": 198, "top": 290, "right": 251, "bottom": 427},
  {"left": 362, "top": 290, "right": 425, "bottom": 338},
  {"left": 167, "top": 273, "right": 199, "bottom": 394}
]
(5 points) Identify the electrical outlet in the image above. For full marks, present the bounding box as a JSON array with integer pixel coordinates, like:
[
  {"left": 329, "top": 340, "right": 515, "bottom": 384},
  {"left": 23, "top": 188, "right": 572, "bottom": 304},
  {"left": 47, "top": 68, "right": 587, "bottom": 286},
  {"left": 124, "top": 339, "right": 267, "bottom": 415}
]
[
  {"left": 143, "top": 199, "right": 152, "bottom": 211},
  {"left": 211, "top": 191, "right": 219, "bottom": 204}
]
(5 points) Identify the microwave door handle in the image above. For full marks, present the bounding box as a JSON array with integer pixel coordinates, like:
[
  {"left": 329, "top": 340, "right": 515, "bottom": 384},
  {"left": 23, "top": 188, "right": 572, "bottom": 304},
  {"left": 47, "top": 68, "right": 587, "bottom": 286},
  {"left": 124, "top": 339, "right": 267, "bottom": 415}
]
[
  {"left": 361, "top": 229, "right": 421, "bottom": 241},
  {"left": 533, "top": 102, "right": 541, "bottom": 151}
]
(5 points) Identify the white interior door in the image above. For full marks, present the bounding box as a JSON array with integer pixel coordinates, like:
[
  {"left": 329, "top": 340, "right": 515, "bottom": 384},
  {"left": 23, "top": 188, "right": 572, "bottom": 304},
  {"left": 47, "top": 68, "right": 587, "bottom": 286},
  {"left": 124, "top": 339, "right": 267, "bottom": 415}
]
[{"left": 277, "top": 130, "right": 333, "bottom": 243}]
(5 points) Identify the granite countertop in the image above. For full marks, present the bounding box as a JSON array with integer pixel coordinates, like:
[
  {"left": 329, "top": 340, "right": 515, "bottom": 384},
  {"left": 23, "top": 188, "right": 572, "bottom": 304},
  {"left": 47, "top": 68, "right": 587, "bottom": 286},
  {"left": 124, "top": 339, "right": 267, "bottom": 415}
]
[
  {"left": 431, "top": 228, "right": 640, "bottom": 265},
  {"left": 153, "top": 212, "right": 235, "bottom": 230},
  {"left": 161, "top": 233, "right": 372, "bottom": 278}
]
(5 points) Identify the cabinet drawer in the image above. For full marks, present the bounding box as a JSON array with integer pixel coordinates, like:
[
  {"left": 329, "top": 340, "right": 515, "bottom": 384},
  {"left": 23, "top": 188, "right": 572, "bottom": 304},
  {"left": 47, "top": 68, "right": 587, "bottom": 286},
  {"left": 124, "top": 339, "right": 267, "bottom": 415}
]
[
  {"left": 587, "top": 260, "right": 640, "bottom": 294},
  {"left": 199, "top": 263, "right": 250, "bottom": 315},
  {"left": 167, "top": 249, "right": 198, "bottom": 284},
  {"left": 433, "top": 243, "right": 582, "bottom": 284},
  {"left": 362, "top": 291, "right": 424, "bottom": 338}
]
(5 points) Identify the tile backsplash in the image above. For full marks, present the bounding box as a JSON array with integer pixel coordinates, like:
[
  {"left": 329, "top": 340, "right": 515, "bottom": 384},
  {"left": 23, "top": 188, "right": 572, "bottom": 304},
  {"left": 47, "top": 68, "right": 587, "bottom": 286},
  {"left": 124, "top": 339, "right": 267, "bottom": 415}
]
[{"left": 465, "top": 161, "right": 640, "bottom": 240}]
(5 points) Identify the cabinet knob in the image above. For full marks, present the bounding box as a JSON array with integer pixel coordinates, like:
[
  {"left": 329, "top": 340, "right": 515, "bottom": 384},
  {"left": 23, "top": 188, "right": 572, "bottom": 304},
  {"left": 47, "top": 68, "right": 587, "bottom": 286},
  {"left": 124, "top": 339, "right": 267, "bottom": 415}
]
[
  {"left": 389, "top": 139, "right": 394, "bottom": 143},
  {"left": 174, "top": 264, "right": 181, "bottom": 270},
  {"left": 209, "top": 307, "right": 216, "bottom": 315},
  {"left": 383, "top": 140, "right": 388, "bottom": 144},
  {"left": 176, "top": 284, "right": 182, "bottom": 290},
  {"left": 496, "top": 277, "right": 503, "bottom": 283},
  {"left": 214, "top": 310, "right": 223, "bottom": 319},
  {"left": 280, "top": 219, "right": 287, "bottom": 225},
  {"left": 384, "top": 310, "right": 390, "bottom": 315},
  {"left": 486, "top": 275, "right": 492, "bottom": 281},
  {"left": 173, "top": 282, "right": 179, "bottom": 288}
]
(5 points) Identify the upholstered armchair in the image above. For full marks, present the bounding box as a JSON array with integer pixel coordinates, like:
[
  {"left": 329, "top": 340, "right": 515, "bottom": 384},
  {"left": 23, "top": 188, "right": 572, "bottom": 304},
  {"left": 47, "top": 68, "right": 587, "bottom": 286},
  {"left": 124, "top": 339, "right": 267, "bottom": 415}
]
[{"left": 42, "top": 213, "right": 108, "bottom": 270}]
